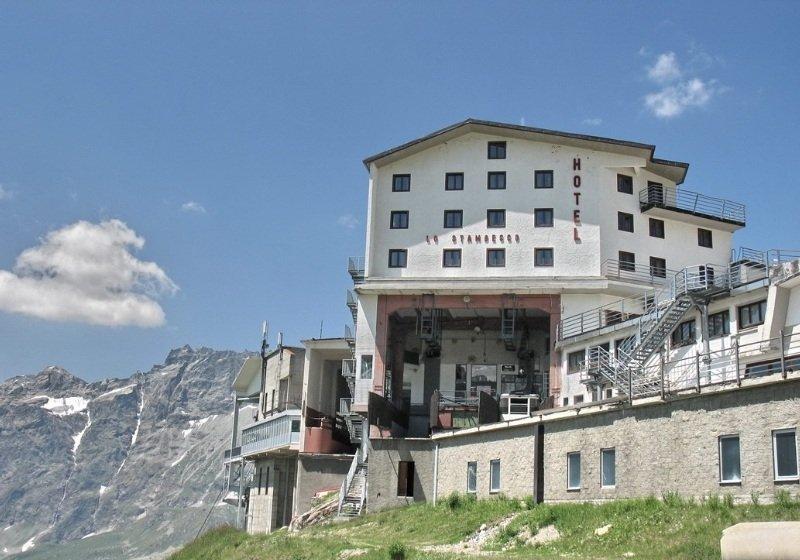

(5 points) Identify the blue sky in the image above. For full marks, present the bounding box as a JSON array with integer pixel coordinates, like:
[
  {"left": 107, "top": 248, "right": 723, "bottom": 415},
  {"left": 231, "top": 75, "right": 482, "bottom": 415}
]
[{"left": 1, "top": 2, "right": 798, "bottom": 381}]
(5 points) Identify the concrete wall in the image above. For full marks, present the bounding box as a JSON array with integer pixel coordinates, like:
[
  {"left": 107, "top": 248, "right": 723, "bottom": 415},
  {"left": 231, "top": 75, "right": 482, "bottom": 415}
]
[
  {"left": 436, "top": 425, "right": 536, "bottom": 500},
  {"left": 543, "top": 381, "right": 800, "bottom": 503},
  {"left": 293, "top": 453, "right": 353, "bottom": 517},
  {"left": 367, "top": 438, "right": 435, "bottom": 512},
  {"left": 247, "top": 456, "right": 297, "bottom": 534}
]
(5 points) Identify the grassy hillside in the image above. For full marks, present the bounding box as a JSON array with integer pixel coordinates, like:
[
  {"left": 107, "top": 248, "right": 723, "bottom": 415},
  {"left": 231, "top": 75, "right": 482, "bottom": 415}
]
[{"left": 171, "top": 491, "right": 800, "bottom": 560}]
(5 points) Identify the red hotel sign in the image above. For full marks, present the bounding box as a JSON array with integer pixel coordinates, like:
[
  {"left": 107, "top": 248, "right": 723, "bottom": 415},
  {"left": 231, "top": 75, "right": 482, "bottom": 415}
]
[{"left": 573, "top": 157, "right": 582, "bottom": 242}]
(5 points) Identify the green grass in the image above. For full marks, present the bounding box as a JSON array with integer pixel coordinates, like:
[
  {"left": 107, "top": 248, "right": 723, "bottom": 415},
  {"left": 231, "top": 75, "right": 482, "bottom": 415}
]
[{"left": 170, "top": 493, "right": 800, "bottom": 560}]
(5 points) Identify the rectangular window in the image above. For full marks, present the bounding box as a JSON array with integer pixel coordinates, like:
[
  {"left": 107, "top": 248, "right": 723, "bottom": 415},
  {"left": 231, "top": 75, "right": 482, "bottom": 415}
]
[
  {"left": 487, "top": 209, "right": 506, "bottom": 228},
  {"left": 390, "top": 211, "right": 409, "bottom": 229},
  {"left": 567, "top": 350, "right": 585, "bottom": 373},
  {"left": 487, "top": 171, "right": 506, "bottom": 190},
  {"left": 671, "top": 319, "right": 696, "bottom": 347},
  {"left": 489, "top": 459, "right": 501, "bottom": 492},
  {"left": 360, "top": 355, "right": 373, "bottom": 379},
  {"left": 773, "top": 429, "right": 798, "bottom": 481},
  {"left": 397, "top": 461, "right": 415, "bottom": 497},
  {"left": 445, "top": 172, "right": 464, "bottom": 191},
  {"left": 535, "top": 170, "right": 554, "bottom": 189},
  {"left": 618, "top": 211, "right": 634, "bottom": 233},
  {"left": 388, "top": 249, "right": 407, "bottom": 268},
  {"left": 738, "top": 300, "right": 767, "bottom": 329},
  {"left": 709, "top": 310, "right": 731, "bottom": 338},
  {"left": 488, "top": 141, "right": 506, "bottom": 159},
  {"left": 649, "top": 218, "right": 665, "bottom": 239},
  {"left": 562, "top": 397, "right": 569, "bottom": 406},
  {"left": 443, "top": 249, "right": 462, "bottom": 268},
  {"left": 535, "top": 247, "right": 554, "bottom": 267},
  {"left": 618, "top": 251, "right": 635, "bottom": 272},
  {"left": 617, "top": 174, "right": 633, "bottom": 194},
  {"left": 467, "top": 461, "right": 477, "bottom": 493},
  {"left": 698, "top": 228, "right": 713, "bottom": 248},
  {"left": 534, "top": 208, "right": 554, "bottom": 227},
  {"left": 443, "top": 210, "right": 463, "bottom": 228},
  {"left": 719, "top": 435, "right": 741, "bottom": 484},
  {"left": 486, "top": 248, "right": 506, "bottom": 268},
  {"left": 392, "top": 174, "right": 411, "bottom": 192},
  {"left": 605, "top": 388, "right": 614, "bottom": 399},
  {"left": 574, "top": 394, "right": 584, "bottom": 404},
  {"left": 601, "top": 448, "right": 616, "bottom": 487},
  {"left": 567, "top": 452, "right": 581, "bottom": 490},
  {"left": 650, "top": 256, "right": 667, "bottom": 278}
]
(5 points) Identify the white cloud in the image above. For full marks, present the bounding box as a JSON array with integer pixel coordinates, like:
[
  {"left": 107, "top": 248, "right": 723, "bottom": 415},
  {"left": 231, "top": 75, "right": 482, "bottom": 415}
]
[
  {"left": 647, "top": 52, "right": 682, "bottom": 83},
  {"left": 645, "top": 78, "right": 717, "bottom": 119},
  {"left": 0, "top": 185, "right": 12, "bottom": 201},
  {"left": 582, "top": 117, "right": 602, "bottom": 126},
  {"left": 180, "top": 201, "right": 206, "bottom": 214},
  {"left": 0, "top": 220, "right": 177, "bottom": 327},
  {"left": 337, "top": 214, "right": 359, "bottom": 229}
]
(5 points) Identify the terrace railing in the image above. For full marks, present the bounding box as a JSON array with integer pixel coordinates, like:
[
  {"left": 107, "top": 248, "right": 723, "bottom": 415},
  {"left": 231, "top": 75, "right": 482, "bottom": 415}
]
[
  {"left": 601, "top": 258, "right": 675, "bottom": 285},
  {"left": 348, "top": 256, "right": 366, "bottom": 283},
  {"left": 639, "top": 184, "right": 746, "bottom": 225},
  {"left": 240, "top": 409, "right": 301, "bottom": 457}
]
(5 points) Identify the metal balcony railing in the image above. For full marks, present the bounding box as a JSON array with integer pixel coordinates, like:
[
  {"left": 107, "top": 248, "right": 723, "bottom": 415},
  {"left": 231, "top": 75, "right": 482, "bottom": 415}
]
[
  {"left": 342, "top": 358, "right": 356, "bottom": 378},
  {"left": 346, "top": 290, "right": 357, "bottom": 309},
  {"left": 348, "top": 256, "right": 365, "bottom": 283},
  {"left": 240, "top": 409, "right": 301, "bottom": 457},
  {"left": 344, "top": 325, "right": 355, "bottom": 344},
  {"left": 602, "top": 259, "right": 676, "bottom": 285},
  {"left": 639, "top": 184, "right": 746, "bottom": 225},
  {"left": 223, "top": 446, "right": 242, "bottom": 463}
]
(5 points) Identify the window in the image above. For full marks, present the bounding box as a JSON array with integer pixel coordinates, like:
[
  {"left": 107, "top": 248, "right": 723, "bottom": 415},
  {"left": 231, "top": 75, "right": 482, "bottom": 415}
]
[
  {"left": 397, "top": 461, "right": 415, "bottom": 497},
  {"left": 574, "top": 395, "right": 584, "bottom": 404},
  {"left": 392, "top": 174, "right": 410, "bottom": 192},
  {"left": 388, "top": 249, "right": 407, "bottom": 268},
  {"left": 649, "top": 218, "right": 665, "bottom": 239},
  {"left": 535, "top": 248, "right": 554, "bottom": 267},
  {"left": 618, "top": 212, "right": 634, "bottom": 233},
  {"left": 619, "top": 251, "right": 635, "bottom": 272},
  {"left": 698, "top": 228, "right": 713, "bottom": 248},
  {"left": 443, "top": 249, "right": 462, "bottom": 268},
  {"left": 534, "top": 208, "right": 554, "bottom": 227},
  {"left": 671, "top": 319, "right": 696, "bottom": 347},
  {"left": 567, "top": 350, "right": 585, "bottom": 373},
  {"left": 562, "top": 397, "right": 569, "bottom": 406},
  {"left": 738, "top": 300, "right": 767, "bottom": 329},
  {"left": 360, "top": 355, "right": 373, "bottom": 379},
  {"left": 445, "top": 172, "right": 464, "bottom": 191},
  {"left": 535, "top": 170, "right": 554, "bottom": 189},
  {"left": 567, "top": 452, "right": 581, "bottom": 490},
  {"left": 617, "top": 174, "right": 633, "bottom": 194},
  {"left": 489, "top": 459, "right": 501, "bottom": 492},
  {"left": 487, "top": 171, "right": 506, "bottom": 190},
  {"left": 390, "top": 211, "right": 409, "bottom": 229},
  {"left": 486, "top": 248, "right": 506, "bottom": 268},
  {"left": 709, "top": 310, "right": 731, "bottom": 338},
  {"left": 487, "top": 209, "right": 506, "bottom": 228},
  {"left": 488, "top": 141, "right": 506, "bottom": 159},
  {"left": 601, "top": 448, "right": 616, "bottom": 487},
  {"left": 773, "top": 429, "right": 798, "bottom": 481},
  {"left": 443, "top": 210, "right": 463, "bottom": 228},
  {"left": 650, "top": 256, "right": 667, "bottom": 278},
  {"left": 719, "top": 435, "right": 741, "bottom": 484},
  {"left": 605, "top": 388, "right": 614, "bottom": 399},
  {"left": 467, "top": 462, "right": 477, "bottom": 493}
]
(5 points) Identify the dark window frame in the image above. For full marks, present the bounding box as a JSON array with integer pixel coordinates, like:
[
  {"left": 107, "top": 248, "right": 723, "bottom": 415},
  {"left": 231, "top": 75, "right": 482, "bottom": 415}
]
[
  {"left": 392, "top": 174, "right": 411, "bottom": 192},
  {"left": 708, "top": 310, "right": 731, "bottom": 338},
  {"left": 534, "top": 170, "right": 554, "bottom": 189},
  {"left": 618, "top": 251, "right": 635, "bottom": 272},
  {"left": 442, "top": 249, "right": 462, "bottom": 268},
  {"left": 443, "top": 209, "right": 463, "bottom": 229},
  {"left": 618, "top": 211, "right": 634, "bottom": 233},
  {"left": 487, "top": 209, "right": 506, "bottom": 228},
  {"left": 719, "top": 434, "right": 742, "bottom": 484},
  {"left": 388, "top": 249, "right": 407, "bottom": 269},
  {"left": 671, "top": 319, "right": 696, "bottom": 347},
  {"left": 487, "top": 171, "right": 506, "bottom": 190},
  {"left": 397, "top": 460, "right": 415, "bottom": 497},
  {"left": 445, "top": 172, "right": 464, "bottom": 191},
  {"left": 486, "top": 248, "right": 506, "bottom": 268},
  {"left": 534, "top": 247, "right": 554, "bottom": 267},
  {"left": 649, "top": 218, "right": 665, "bottom": 239},
  {"left": 649, "top": 256, "right": 667, "bottom": 278},
  {"left": 617, "top": 174, "right": 633, "bottom": 194},
  {"left": 389, "top": 210, "right": 409, "bottom": 229},
  {"left": 534, "top": 208, "right": 554, "bottom": 227},
  {"left": 698, "top": 228, "right": 713, "bottom": 248},
  {"left": 487, "top": 141, "right": 506, "bottom": 159},
  {"left": 567, "top": 349, "right": 585, "bottom": 373},
  {"left": 738, "top": 300, "right": 767, "bottom": 329}
]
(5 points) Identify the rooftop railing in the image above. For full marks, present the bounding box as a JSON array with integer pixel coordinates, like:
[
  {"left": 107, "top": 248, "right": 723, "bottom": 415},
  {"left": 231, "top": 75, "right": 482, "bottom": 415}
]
[
  {"left": 348, "top": 256, "right": 365, "bottom": 283},
  {"left": 639, "top": 184, "right": 746, "bottom": 225},
  {"left": 240, "top": 409, "right": 301, "bottom": 457}
]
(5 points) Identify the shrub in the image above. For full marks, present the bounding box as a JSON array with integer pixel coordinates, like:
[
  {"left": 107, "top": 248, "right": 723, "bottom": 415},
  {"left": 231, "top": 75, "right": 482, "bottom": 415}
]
[
  {"left": 750, "top": 491, "right": 761, "bottom": 506},
  {"left": 387, "top": 542, "right": 406, "bottom": 560},
  {"left": 662, "top": 491, "right": 682, "bottom": 507},
  {"left": 722, "top": 494, "right": 734, "bottom": 509},
  {"left": 775, "top": 490, "right": 794, "bottom": 508},
  {"left": 446, "top": 492, "right": 462, "bottom": 510}
]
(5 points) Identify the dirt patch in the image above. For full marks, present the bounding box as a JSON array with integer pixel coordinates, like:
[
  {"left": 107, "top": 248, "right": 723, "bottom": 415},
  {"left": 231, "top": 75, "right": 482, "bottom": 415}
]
[
  {"left": 337, "top": 549, "right": 368, "bottom": 559},
  {"left": 516, "top": 524, "right": 561, "bottom": 546},
  {"left": 420, "top": 514, "right": 520, "bottom": 556}
]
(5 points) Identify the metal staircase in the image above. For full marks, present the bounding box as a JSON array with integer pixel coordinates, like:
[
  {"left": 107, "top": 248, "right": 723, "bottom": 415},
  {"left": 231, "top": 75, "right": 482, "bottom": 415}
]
[{"left": 337, "top": 445, "right": 368, "bottom": 517}]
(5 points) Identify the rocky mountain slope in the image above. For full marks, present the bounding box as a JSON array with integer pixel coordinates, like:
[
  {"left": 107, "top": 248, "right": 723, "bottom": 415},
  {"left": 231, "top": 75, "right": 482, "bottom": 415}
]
[{"left": 0, "top": 346, "right": 252, "bottom": 559}]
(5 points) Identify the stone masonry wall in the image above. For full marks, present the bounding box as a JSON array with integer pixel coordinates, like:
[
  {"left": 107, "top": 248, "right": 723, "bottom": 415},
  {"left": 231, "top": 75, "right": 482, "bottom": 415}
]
[
  {"left": 294, "top": 453, "right": 353, "bottom": 516},
  {"left": 367, "top": 438, "right": 435, "bottom": 512}
]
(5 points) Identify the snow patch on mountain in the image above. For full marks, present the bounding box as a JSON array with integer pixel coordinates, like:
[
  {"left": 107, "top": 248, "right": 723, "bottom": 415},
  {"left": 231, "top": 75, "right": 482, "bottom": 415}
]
[{"left": 37, "top": 396, "right": 90, "bottom": 416}]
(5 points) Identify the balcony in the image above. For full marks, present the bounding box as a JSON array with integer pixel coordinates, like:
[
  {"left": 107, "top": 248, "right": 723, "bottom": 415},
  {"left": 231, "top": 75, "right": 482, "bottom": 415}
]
[
  {"left": 348, "top": 256, "right": 365, "bottom": 284},
  {"left": 639, "top": 185, "right": 745, "bottom": 228},
  {"left": 602, "top": 259, "right": 675, "bottom": 286},
  {"left": 223, "top": 446, "right": 242, "bottom": 463},
  {"left": 240, "top": 409, "right": 301, "bottom": 458}
]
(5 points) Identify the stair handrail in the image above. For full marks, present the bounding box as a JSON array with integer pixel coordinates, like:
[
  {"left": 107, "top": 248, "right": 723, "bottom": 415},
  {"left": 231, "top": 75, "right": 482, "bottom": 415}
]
[{"left": 337, "top": 449, "right": 360, "bottom": 515}]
